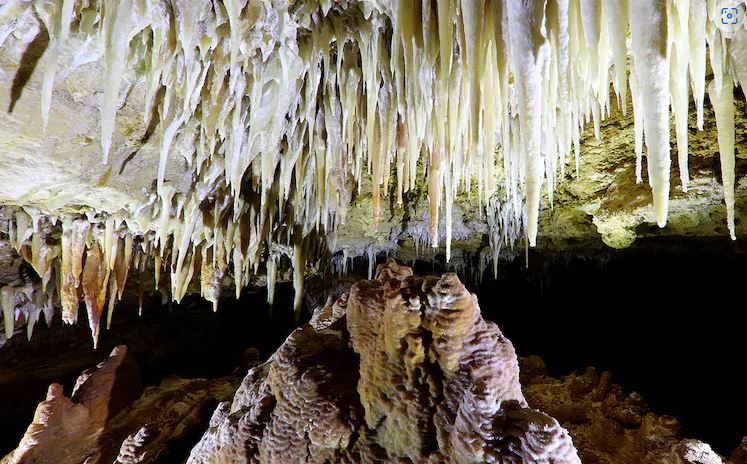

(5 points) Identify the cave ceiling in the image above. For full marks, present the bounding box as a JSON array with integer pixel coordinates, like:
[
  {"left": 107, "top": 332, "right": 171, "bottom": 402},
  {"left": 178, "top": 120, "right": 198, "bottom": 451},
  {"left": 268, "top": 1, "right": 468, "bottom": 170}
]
[{"left": 0, "top": 0, "right": 745, "bottom": 344}]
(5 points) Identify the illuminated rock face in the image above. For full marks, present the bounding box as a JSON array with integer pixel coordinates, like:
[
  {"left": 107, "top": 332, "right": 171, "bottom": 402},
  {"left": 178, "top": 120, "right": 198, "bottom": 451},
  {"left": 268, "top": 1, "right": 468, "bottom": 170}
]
[
  {"left": 1, "top": 345, "right": 247, "bottom": 464},
  {"left": 1, "top": 0, "right": 746, "bottom": 342},
  {"left": 188, "top": 260, "right": 581, "bottom": 463},
  {"left": 2, "top": 345, "right": 142, "bottom": 464}
]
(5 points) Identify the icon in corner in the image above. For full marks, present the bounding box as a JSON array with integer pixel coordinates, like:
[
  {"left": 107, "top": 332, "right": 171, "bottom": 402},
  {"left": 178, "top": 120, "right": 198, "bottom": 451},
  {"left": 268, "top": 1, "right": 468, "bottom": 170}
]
[{"left": 716, "top": 1, "right": 745, "bottom": 37}]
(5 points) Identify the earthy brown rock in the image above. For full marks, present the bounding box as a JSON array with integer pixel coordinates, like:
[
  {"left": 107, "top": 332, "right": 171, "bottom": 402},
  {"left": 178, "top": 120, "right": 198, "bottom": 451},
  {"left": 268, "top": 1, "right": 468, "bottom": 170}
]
[
  {"left": 732, "top": 437, "right": 747, "bottom": 464},
  {"left": 520, "top": 356, "right": 728, "bottom": 464},
  {"left": 189, "top": 260, "right": 580, "bottom": 463},
  {"left": 97, "top": 376, "right": 240, "bottom": 464},
  {"left": 1, "top": 345, "right": 253, "bottom": 464},
  {"left": 2, "top": 345, "right": 142, "bottom": 464}
]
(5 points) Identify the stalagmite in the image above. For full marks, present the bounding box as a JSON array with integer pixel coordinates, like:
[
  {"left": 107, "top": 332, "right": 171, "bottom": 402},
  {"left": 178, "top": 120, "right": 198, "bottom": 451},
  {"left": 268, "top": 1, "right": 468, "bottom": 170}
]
[
  {"left": 629, "top": 0, "right": 671, "bottom": 227},
  {"left": 708, "top": 75, "right": 737, "bottom": 240}
]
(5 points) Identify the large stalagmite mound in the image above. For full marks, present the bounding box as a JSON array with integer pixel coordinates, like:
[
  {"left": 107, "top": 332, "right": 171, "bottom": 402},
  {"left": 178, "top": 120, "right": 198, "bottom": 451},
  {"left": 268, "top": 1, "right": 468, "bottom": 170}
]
[{"left": 188, "top": 260, "right": 581, "bottom": 463}]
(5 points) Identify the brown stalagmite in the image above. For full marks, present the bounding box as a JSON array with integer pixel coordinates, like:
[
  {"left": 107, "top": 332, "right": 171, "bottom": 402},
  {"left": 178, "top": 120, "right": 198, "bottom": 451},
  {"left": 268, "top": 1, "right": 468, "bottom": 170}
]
[
  {"left": 188, "top": 260, "right": 580, "bottom": 463},
  {"left": 3, "top": 346, "right": 142, "bottom": 464}
]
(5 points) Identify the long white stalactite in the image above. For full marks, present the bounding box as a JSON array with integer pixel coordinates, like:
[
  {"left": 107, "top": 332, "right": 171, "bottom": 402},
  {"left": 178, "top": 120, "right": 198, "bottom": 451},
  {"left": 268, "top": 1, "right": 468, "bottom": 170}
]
[{"left": 0, "top": 0, "right": 744, "bottom": 344}]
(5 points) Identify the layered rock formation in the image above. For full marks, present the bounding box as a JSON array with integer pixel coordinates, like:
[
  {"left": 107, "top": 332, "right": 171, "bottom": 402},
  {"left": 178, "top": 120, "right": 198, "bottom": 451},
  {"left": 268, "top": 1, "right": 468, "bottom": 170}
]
[
  {"left": 4, "top": 262, "right": 741, "bottom": 463},
  {"left": 189, "top": 260, "right": 581, "bottom": 463}
]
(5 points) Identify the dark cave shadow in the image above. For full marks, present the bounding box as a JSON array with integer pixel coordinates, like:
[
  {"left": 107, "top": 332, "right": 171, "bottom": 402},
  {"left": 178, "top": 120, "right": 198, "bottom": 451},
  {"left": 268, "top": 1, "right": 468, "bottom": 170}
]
[{"left": 8, "top": 20, "right": 49, "bottom": 113}]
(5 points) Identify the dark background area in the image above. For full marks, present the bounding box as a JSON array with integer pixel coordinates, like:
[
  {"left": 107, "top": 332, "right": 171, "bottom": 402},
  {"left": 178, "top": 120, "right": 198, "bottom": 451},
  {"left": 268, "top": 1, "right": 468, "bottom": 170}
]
[
  {"left": 0, "top": 237, "right": 745, "bottom": 458},
  {"left": 469, "top": 238, "right": 747, "bottom": 456}
]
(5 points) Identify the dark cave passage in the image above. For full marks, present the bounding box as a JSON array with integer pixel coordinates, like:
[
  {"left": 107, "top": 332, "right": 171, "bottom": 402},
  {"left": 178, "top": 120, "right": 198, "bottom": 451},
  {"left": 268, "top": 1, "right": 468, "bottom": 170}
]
[
  {"left": 1, "top": 239, "right": 745, "bottom": 459},
  {"left": 470, "top": 238, "right": 747, "bottom": 455}
]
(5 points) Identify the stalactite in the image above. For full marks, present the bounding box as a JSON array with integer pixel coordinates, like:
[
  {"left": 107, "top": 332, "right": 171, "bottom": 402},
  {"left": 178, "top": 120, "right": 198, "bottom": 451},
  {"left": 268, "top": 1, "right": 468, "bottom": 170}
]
[
  {"left": 1, "top": 286, "right": 15, "bottom": 340},
  {"left": 709, "top": 75, "right": 737, "bottom": 240},
  {"left": 0, "top": 0, "right": 743, "bottom": 344},
  {"left": 629, "top": 0, "right": 671, "bottom": 227}
]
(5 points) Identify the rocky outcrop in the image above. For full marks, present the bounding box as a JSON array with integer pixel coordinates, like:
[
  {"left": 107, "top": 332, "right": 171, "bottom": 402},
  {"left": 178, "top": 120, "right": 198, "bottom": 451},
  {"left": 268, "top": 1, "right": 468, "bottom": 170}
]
[
  {"left": 189, "top": 260, "right": 580, "bottom": 463},
  {"left": 519, "top": 356, "right": 729, "bottom": 464},
  {"left": 2, "top": 345, "right": 142, "bottom": 464},
  {"left": 1, "top": 346, "right": 252, "bottom": 464}
]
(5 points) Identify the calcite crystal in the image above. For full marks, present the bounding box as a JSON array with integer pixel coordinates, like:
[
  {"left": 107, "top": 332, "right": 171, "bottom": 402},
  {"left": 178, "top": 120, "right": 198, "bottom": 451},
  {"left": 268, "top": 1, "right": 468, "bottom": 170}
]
[{"left": 188, "top": 260, "right": 581, "bottom": 463}]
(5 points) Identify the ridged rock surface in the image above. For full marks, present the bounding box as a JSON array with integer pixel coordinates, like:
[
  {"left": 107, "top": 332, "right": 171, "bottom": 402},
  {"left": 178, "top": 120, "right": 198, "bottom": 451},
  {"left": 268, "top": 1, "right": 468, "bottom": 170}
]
[{"left": 189, "top": 260, "right": 581, "bottom": 463}]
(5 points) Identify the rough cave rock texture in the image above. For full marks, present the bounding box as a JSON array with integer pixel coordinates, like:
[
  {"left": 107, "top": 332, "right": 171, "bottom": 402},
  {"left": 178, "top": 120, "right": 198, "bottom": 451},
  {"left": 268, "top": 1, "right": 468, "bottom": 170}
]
[
  {"left": 188, "top": 260, "right": 580, "bottom": 463},
  {"left": 1, "top": 345, "right": 143, "bottom": 464},
  {"left": 1, "top": 345, "right": 248, "bottom": 464},
  {"left": 519, "top": 356, "right": 732, "bottom": 464},
  {"left": 1, "top": 0, "right": 747, "bottom": 345}
]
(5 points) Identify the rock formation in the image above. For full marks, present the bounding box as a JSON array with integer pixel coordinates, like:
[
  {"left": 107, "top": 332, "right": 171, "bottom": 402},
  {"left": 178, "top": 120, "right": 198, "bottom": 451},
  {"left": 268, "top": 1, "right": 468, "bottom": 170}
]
[
  {"left": 1, "top": 345, "right": 251, "bottom": 464},
  {"left": 188, "top": 260, "right": 581, "bottom": 463},
  {"left": 2, "top": 345, "right": 143, "bottom": 464},
  {"left": 1, "top": 0, "right": 746, "bottom": 343},
  {"left": 519, "top": 356, "right": 732, "bottom": 464},
  {"left": 3, "top": 263, "right": 741, "bottom": 463}
]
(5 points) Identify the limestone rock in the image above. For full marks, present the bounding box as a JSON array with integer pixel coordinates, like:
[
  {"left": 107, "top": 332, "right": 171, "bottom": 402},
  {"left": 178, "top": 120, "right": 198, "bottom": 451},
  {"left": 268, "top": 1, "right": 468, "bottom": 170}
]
[
  {"left": 188, "top": 260, "right": 580, "bottom": 463},
  {"left": 1, "top": 345, "right": 251, "bottom": 464},
  {"left": 2, "top": 345, "right": 142, "bottom": 464},
  {"left": 520, "top": 356, "right": 729, "bottom": 464}
]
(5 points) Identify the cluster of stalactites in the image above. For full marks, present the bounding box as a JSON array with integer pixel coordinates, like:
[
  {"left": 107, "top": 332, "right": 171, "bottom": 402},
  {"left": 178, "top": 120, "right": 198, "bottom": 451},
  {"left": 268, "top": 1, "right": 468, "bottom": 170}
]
[
  {"left": 1, "top": 210, "right": 148, "bottom": 347},
  {"left": 0, "top": 206, "right": 321, "bottom": 346},
  {"left": 1, "top": 0, "right": 744, "bottom": 343},
  {"left": 26, "top": 0, "right": 743, "bottom": 257}
]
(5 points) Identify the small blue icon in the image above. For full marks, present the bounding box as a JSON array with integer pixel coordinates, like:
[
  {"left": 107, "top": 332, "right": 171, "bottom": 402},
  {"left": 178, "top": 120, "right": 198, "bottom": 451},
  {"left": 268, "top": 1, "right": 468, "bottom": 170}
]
[{"left": 721, "top": 7, "right": 739, "bottom": 25}]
